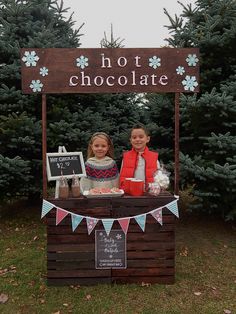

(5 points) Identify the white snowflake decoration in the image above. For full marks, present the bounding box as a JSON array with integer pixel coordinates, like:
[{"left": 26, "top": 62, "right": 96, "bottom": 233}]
[
  {"left": 182, "top": 75, "right": 198, "bottom": 92},
  {"left": 186, "top": 54, "right": 199, "bottom": 66},
  {"left": 29, "top": 80, "right": 43, "bottom": 92},
  {"left": 22, "top": 51, "right": 39, "bottom": 67},
  {"left": 149, "top": 56, "right": 161, "bottom": 69},
  {"left": 39, "top": 67, "right": 49, "bottom": 77},
  {"left": 116, "top": 234, "right": 122, "bottom": 240},
  {"left": 76, "top": 55, "right": 89, "bottom": 69},
  {"left": 176, "top": 66, "right": 185, "bottom": 75}
]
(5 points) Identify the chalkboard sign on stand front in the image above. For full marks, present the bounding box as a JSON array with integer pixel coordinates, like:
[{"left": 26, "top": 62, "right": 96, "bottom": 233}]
[
  {"left": 46, "top": 152, "right": 86, "bottom": 181},
  {"left": 95, "top": 230, "right": 127, "bottom": 269}
]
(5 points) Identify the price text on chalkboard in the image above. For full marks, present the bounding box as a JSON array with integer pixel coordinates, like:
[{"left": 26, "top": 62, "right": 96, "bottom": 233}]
[
  {"left": 46, "top": 152, "right": 86, "bottom": 181},
  {"left": 95, "top": 230, "right": 127, "bottom": 269}
]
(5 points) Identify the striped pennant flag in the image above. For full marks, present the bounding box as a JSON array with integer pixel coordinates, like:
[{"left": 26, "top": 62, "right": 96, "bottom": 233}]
[
  {"left": 134, "top": 214, "right": 146, "bottom": 232},
  {"left": 41, "top": 200, "right": 54, "bottom": 218},
  {"left": 166, "top": 201, "right": 179, "bottom": 218},
  {"left": 56, "top": 208, "right": 69, "bottom": 225},
  {"left": 71, "top": 214, "right": 83, "bottom": 232},
  {"left": 102, "top": 219, "right": 114, "bottom": 236}
]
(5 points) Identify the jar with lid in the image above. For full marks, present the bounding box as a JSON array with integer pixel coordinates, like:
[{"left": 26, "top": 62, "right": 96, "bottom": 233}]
[
  {"left": 71, "top": 175, "right": 80, "bottom": 198},
  {"left": 58, "top": 176, "right": 69, "bottom": 199}
]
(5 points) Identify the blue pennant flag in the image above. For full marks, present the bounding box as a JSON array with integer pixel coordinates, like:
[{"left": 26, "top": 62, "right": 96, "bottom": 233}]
[
  {"left": 41, "top": 200, "right": 54, "bottom": 218},
  {"left": 135, "top": 214, "right": 146, "bottom": 232},
  {"left": 71, "top": 214, "right": 83, "bottom": 232},
  {"left": 102, "top": 219, "right": 114, "bottom": 236},
  {"left": 166, "top": 201, "right": 179, "bottom": 218}
]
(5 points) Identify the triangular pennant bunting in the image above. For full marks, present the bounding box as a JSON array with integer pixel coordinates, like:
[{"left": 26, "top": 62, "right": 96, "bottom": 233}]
[
  {"left": 118, "top": 218, "right": 130, "bottom": 234},
  {"left": 86, "top": 217, "right": 98, "bottom": 235},
  {"left": 41, "top": 198, "right": 179, "bottom": 234},
  {"left": 135, "top": 214, "right": 146, "bottom": 232},
  {"left": 41, "top": 200, "right": 54, "bottom": 218},
  {"left": 56, "top": 208, "right": 69, "bottom": 225},
  {"left": 102, "top": 219, "right": 114, "bottom": 236},
  {"left": 151, "top": 208, "right": 163, "bottom": 225},
  {"left": 166, "top": 201, "right": 179, "bottom": 218},
  {"left": 71, "top": 214, "right": 83, "bottom": 232}
]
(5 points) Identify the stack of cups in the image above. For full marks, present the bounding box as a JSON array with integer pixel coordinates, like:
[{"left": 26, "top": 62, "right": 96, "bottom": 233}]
[{"left": 124, "top": 178, "right": 144, "bottom": 196}]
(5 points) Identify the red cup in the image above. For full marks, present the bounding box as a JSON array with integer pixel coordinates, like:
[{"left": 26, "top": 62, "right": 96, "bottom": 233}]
[
  {"left": 129, "top": 179, "right": 144, "bottom": 196},
  {"left": 124, "top": 178, "right": 133, "bottom": 194}
]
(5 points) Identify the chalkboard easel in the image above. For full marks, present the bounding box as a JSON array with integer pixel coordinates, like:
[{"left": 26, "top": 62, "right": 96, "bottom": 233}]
[{"left": 46, "top": 150, "right": 86, "bottom": 181}]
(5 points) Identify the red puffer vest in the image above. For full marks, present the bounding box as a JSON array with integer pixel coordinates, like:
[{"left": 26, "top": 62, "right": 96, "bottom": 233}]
[{"left": 119, "top": 147, "right": 158, "bottom": 189}]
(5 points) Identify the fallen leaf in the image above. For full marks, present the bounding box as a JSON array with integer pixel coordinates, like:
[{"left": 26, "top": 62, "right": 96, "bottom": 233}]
[
  {"left": 194, "top": 291, "right": 202, "bottom": 296},
  {"left": 15, "top": 227, "right": 19, "bottom": 231},
  {"left": 141, "top": 282, "right": 151, "bottom": 287},
  {"left": 28, "top": 280, "right": 36, "bottom": 287},
  {"left": 85, "top": 294, "right": 92, "bottom": 300},
  {"left": 9, "top": 265, "right": 16, "bottom": 270},
  {"left": 70, "top": 285, "right": 80, "bottom": 290},
  {"left": 0, "top": 293, "right": 9, "bottom": 304},
  {"left": 52, "top": 312, "right": 60, "bottom": 314},
  {"left": 63, "top": 303, "right": 69, "bottom": 307},
  {"left": 180, "top": 247, "right": 188, "bottom": 256},
  {"left": 33, "top": 236, "right": 38, "bottom": 241},
  {"left": 40, "top": 299, "right": 45, "bottom": 304},
  {"left": 223, "top": 310, "right": 231, "bottom": 314}
]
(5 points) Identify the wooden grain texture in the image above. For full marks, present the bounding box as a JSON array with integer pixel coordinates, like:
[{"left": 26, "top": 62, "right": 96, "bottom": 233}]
[
  {"left": 46, "top": 193, "right": 176, "bottom": 285},
  {"left": 21, "top": 48, "right": 200, "bottom": 94}
]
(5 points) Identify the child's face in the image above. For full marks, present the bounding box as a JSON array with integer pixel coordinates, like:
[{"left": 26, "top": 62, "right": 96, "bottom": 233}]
[
  {"left": 91, "top": 137, "right": 109, "bottom": 159},
  {"left": 130, "top": 128, "right": 150, "bottom": 152}
]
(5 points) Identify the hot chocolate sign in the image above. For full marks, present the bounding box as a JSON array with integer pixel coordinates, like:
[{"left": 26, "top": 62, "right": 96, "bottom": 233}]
[{"left": 21, "top": 48, "right": 199, "bottom": 94}]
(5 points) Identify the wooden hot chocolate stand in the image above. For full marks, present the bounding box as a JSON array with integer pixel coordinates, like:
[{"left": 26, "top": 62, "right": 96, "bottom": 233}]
[{"left": 21, "top": 48, "right": 199, "bottom": 285}]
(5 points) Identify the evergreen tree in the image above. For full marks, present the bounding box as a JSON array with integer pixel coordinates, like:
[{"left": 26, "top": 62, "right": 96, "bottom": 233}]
[
  {"left": 142, "top": 93, "right": 175, "bottom": 168},
  {"left": 0, "top": 2, "right": 144, "bottom": 200},
  {"left": 0, "top": 0, "right": 83, "bottom": 200},
  {"left": 164, "top": 0, "right": 236, "bottom": 219}
]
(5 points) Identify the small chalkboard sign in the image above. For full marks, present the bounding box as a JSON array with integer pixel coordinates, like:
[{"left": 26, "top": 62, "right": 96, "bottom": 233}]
[
  {"left": 46, "top": 152, "right": 86, "bottom": 181},
  {"left": 95, "top": 230, "right": 127, "bottom": 269}
]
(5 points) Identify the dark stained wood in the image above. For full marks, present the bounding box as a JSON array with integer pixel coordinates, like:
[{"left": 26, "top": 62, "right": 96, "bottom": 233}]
[
  {"left": 42, "top": 94, "right": 47, "bottom": 198},
  {"left": 46, "top": 193, "right": 177, "bottom": 286},
  {"left": 175, "top": 92, "right": 180, "bottom": 195},
  {"left": 47, "top": 277, "right": 111, "bottom": 286},
  {"left": 21, "top": 48, "right": 200, "bottom": 94}
]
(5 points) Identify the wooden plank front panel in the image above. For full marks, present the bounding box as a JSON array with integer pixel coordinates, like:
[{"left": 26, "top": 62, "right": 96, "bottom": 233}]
[
  {"left": 46, "top": 193, "right": 176, "bottom": 285},
  {"left": 46, "top": 201, "right": 112, "bottom": 285},
  {"left": 111, "top": 194, "right": 176, "bottom": 284}
]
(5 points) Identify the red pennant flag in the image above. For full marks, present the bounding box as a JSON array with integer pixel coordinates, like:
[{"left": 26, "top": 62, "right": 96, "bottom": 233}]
[
  {"left": 118, "top": 218, "right": 130, "bottom": 234},
  {"left": 56, "top": 208, "right": 69, "bottom": 225}
]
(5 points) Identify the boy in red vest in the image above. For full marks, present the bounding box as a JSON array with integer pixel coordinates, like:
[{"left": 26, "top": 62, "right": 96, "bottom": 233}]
[{"left": 119, "top": 124, "right": 159, "bottom": 190}]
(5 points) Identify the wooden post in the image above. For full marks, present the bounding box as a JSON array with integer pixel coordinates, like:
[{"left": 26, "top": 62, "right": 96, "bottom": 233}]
[
  {"left": 174, "top": 92, "right": 180, "bottom": 195},
  {"left": 42, "top": 94, "right": 47, "bottom": 198}
]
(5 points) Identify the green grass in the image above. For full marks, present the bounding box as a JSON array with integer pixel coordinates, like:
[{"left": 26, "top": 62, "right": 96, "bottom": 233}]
[{"left": 0, "top": 201, "right": 236, "bottom": 314}]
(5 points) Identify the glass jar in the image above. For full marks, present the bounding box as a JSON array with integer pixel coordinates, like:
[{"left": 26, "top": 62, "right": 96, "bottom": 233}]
[
  {"left": 71, "top": 175, "right": 80, "bottom": 198},
  {"left": 148, "top": 182, "right": 161, "bottom": 196},
  {"left": 59, "top": 176, "right": 69, "bottom": 199}
]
